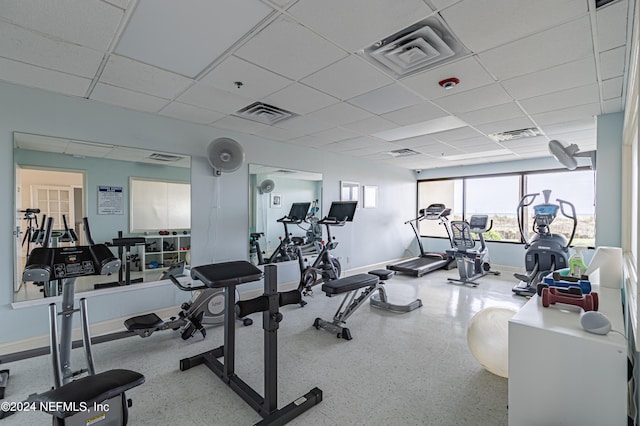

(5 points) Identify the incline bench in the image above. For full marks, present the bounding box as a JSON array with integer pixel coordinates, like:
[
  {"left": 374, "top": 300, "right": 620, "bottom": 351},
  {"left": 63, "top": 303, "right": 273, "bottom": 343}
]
[{"left": 313, "top": 269, "right": 422, "bottom": 340}]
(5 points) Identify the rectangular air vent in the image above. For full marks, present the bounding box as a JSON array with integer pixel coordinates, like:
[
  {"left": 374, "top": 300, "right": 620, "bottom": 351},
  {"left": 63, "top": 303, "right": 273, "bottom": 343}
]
[
  {"left": 362, "top": 15, "right": 470, "bottom": 78},
  {"left": 387, "top": 148, "right": 419, "bottom": 157},
  {"left": 234, "top": 102, "right": 296, "bottom": 125},
  {"left": 488, "top": 127, "right": 542, "bottom": 142},
  {"left": 148, "top": 153, "right": 184, "bottom": 162}
]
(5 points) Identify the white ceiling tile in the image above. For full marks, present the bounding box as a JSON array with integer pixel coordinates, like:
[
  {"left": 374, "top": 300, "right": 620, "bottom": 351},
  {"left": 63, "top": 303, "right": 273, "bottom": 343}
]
[
  {"left": 116, "top": 0, "right": 274, "bottom": 77},
  {"left": 603, "top": 97, "right": 622, "bottom": 114},
  {"left": 540, "top": 119, "right": 595, "bottom": 135},
  {"left": 401, "top": 56, "right": 495, "bottom": 99},
  {"left": 431, "top": 83, "right": 512, "bottom": 113},
  {"left": 264, "top": 83, "right": 339, "bottom": 115},
  {"left": 309, "top": 127, "right": 362, "bottom": 143},
  {"left": 518, "top": 84, "right": 600, "bottom": 115},
  {"left": 253, "top": 125, "right": 302, "bottom": 141},
  {"left": 301, "top": 55, "right": 392, "bottom": 100},
  {"left": 381, "top": 101, "right": 448, "bottom": 126},
  {"left": 177, "top": 83, "right": 253, "bottom": 114},
  {"left": 0, "top": 20, "right": 104, "bottom": 78},
  {"left": 235, "top": 16, "right": 348, "bottom": 80},
  {"left": 342, "top": 116, "right": 398, "bottom": 134},
  {"left": 448, "top": 140, "right": 502, "bottom": 152},
  {"left": 414, "top": 142, "right": 464, "bottom": 156},
  {"left": 306, "top": 102, "right": 372, "bottom": 126},
  {"left": 264, "top": 0, "right": 297, "bottom": 7},
  {"left": 286, "top": 134, "right": 331, "bottom": 148},
  {"left": 274, "top": 116, "right": 334, "bottom": 135},
  {"left": 431, "top": 126, "right": 484, "bottom": 142},
  {"left": 602, "top": 76, "right": 624, "bottom": 100},
  {"left": 90, "top": 83, "right": 169, "bottom": 113},
  {"left": 500, "top": 136, "right": 548, "bottom": 151},
  {"left": 430, "top": 0, "right": 462, "bottom": 9},
  {"left": 545, "top": 128, "right": 595, "bottom": 142},
  {"left": 0, "top": 57, "right": 91, "bottom": 97},
  {"left": 532, "top": 103, "right": 600, "bottom": 125},
  {"left": 159, "top": 102, "right": 225, "bottom": 124},
  {"left": 502, "top": 56, "right": 596, "bottom": 100},
  {"left": 393, "top": 134, "right": 439, "bottom": 148},
  {"left": 14, "top": 133, "right": 69, "bottom": 153},
  {"left": 348, "top": 84, "right": 423, "bottom": 115},
  {"left": 211, "top": 115, "right": 272, "bottom": 134},
  {"left": 475, "top": 116, "right": 536, "bottom": 135},
  {"left": 597, "top": 0, "right": 629, "bottom": 51},
  {"left": 441, "top": 0, "right": 587, "bottom": 53},
  {"left": 457, "top": 102, "right": 524, "bottom": 125},
  {"left": 199, "top": 55, "right": 292, "bottom": 100},
  {"left": 100, "top": 55, "right": 194, "bottom": 99},
  {"left": 102, "top": 0, "right": 130, "bottom": 9},
  {"left": 599, "top": 46, "right": 626, "bottom": 79},
  {"left": 324, "top": 136, "right": 381, "bottom": 152},
  {"left": 0, "top": 0, "right": 123, "bottom": 50},
  {"left": 288, "top": 0, "right": 433, "bottom": 51},
  {"left": 478, "top": 16, "right": 593, "bottom": 80}
]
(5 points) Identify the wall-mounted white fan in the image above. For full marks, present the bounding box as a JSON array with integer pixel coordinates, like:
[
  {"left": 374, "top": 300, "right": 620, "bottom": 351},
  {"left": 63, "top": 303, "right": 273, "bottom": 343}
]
[
  {"left": 207, "top": 138, "right": 245, "bottom": 176},
  {"left": 259, "top": 179, "right": 275, "bottom": 194},
  {"left": 548, "top": 139, "right": 596, "bottom": 170}
]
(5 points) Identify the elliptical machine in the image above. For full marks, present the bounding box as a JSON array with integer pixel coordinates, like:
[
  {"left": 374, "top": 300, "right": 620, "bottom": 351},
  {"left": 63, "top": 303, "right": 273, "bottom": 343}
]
[
  {"left": 512, "top": 190, "right": 577, "bottom": 297},
  {"left": 446, "top": 215, "right": 500, "bottom": 286}
]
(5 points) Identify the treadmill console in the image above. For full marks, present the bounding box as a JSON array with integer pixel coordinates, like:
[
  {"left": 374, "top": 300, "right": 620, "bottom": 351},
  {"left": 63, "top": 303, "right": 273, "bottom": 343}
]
[
  {"left": 23, "top": 245, "right": 121, "bottom": 282},
  {"left": 422, "top": 204, "right": 451, "bottom": 220}
]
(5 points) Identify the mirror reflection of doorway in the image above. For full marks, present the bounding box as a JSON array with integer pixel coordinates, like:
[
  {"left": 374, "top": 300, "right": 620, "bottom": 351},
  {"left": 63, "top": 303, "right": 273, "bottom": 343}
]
[{"left": 15, "top": 167, "right": 84, "bottom": 300}]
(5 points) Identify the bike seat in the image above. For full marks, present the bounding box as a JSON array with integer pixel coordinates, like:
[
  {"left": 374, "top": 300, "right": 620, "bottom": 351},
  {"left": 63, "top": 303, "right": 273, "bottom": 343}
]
[{"left": 124, "top": 313, "right": 164, "bottom": 331}]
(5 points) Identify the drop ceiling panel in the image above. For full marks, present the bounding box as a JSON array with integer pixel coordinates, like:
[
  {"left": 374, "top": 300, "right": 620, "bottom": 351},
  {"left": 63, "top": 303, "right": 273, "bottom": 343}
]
[
  {"left": 287, "top": 0, "right": 434, "bottom": 51},
  {"left": 475, "top": 116, "right": 536, "bottom": 135},
  {"left": 301, "top": 55, "right": 393, "bottom": 100},
  {"left": 66, "top": 141, "right": 115, "bottom": 157},
  {"left": 177, "top": 83, "right": 253, "bottom": 114},
  {"left": 324, "top": 137, "right": 382, "bottom": 152},
  {"left": 159, "top": 102, "right": 225, "bottom": 124},
  {"left": 400, "top": 56, "right": 495, "bottom": 100},
  {"left": 103, "top": 0, "right": 130, "bottom": 8},
  {"left": 597, "top": 0, "right": 629, "bottom": 51},
  {"left": 287, "top": 134, "right": 330, "bottom": 148},
  {"left": 381, "top": 101, "right": 448, "bottom": 126},
  {"left": 234, "top": 17, "right": 348, "bottom": 80},
  {"left": 306, "top": 102, "right": 372, "bottom": 126},
  {"left": 477, "top": 16, "right": 593, "bottom": 80},
  {"left": 518, "top": 84, "right": 600, "bottom": 115},
  {"left": 199, "top": 55, "right": 292, "bottom": 100},
  {"left": 602, "top": 76, "right": 624, "bottom": 99},
  {"left": 430, "top": 0, "right": 461, "bottom": 10},
  {"left": 90, "top": 83, "right": 169, "bottom": 113},
  {"left": 599, "top": 46, "right": 626, "bottom": 79},
  {"left": 532, "top": 103, "right": 601, "bottom": 126},
  {"left": 212, "top": 115, "right": 275, "bottom": 134},
  {"left": 274, "top": 116, "right": 334, "bottom": 135},
  {"left": 348, "top": 84, "right": 423, "bottom": 115},
  {"left": 440, "top": 0, "right": 587, "bottom": 53},
  {"left": 308, "top": 127, "right": 362, "bottom": 143},
  {"left": 431, "top": 83, "right": 512, "bottom": 114},
  {"left": 0, "top": 20, "right": 104, "bottom": 78},
  {"left": 393, "top": 134, "right": 439, "bottom": 148},
  {"left": 100, "top": 55, "right": 193, "bottom": 99},
  {"left": 342, "top": 116, "right": 398, "bottom": 134},
  {"left": 116, "top": 0, "right": 274, "bottom": 77},
  {"left": 264, "top": 83, "right": 339, "bottom": 115},
  {"left": 449, "top": 141, "right": 503, "bottom": 153},
  {"left": 0, "top": 57, "right": 91, "bottom": 97},
  {"left": 457, "top": 102, "right": 525, "bottom": 126},
  {"left": 542, "top": 119, "right": 595, "bottom": 135},
  {"left": 603, "top": 97, "right": 623, "bottom": 113},
  {"left": 501, "top": 56, "right": 596, "bottom": 100},
  {"left": 431, "top": 126, "right": 484, "bottom": 142},
  {"left": 0, "top": 0, "right": 124, "bottom": 51},
  {"left": 414, "top": 142, "right": 464, "bottom": 156}
]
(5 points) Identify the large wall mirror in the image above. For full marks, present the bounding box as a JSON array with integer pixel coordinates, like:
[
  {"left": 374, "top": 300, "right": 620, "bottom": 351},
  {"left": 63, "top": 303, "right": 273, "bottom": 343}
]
[
  {"left": 248, "top": 164, "right": 322, "bottom": 263},
  {"left": 13, "top": 132, "right": 191, "bottom": 303}
]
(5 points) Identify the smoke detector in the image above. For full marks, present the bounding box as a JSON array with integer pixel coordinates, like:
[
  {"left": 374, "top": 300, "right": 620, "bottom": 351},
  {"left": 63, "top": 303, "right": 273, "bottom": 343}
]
[
  {"left": 439, "top": 77, "right": 460, "bottom": 89},
  {"left": 361, "top": 15, "right": 470, "bottom": 78}
]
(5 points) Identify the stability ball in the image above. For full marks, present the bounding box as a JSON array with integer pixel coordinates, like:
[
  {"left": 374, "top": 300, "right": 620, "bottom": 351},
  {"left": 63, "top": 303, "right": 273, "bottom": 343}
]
[{"left": 466, "top": 306, "right": 518, "bottom": 378}]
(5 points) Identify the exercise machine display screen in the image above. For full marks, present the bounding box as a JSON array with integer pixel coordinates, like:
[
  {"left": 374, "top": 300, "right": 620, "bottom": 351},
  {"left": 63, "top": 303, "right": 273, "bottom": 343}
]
[
  {"left": 288, "top": 202, "right": 311, "bottom": 221},
  {"left": 534, "top": 204, "right": 559, "bottom": 216},
  {"left": 327, "top": 201, "right": 357, "bottom": 222}
]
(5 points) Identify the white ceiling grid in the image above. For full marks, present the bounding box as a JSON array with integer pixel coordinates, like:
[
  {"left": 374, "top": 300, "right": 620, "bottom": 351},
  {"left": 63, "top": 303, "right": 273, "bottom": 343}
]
[{"left": 0, "top": 0, "right": 634, "bottom": 170}]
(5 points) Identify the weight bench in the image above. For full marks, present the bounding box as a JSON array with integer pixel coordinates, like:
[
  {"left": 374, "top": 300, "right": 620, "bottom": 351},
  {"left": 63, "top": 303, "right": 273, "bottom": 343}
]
[{"left": 313, "top": 269, "right": 422, "bottom": 340}]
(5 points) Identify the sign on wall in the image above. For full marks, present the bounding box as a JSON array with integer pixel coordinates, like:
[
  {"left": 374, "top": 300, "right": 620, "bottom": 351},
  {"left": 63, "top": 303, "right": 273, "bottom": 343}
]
[{"left": 98, "top": 185, "right": 124, "bottom": 215}]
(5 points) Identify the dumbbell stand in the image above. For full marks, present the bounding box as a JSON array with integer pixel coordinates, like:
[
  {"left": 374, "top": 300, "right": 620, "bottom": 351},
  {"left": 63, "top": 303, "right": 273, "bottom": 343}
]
[{"left": 179, "top": 262, "right": 322, "bottom": 425}]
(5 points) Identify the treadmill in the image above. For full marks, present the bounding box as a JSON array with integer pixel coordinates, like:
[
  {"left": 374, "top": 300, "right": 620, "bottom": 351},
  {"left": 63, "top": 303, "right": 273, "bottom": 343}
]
[{"left": 387, "top": 203, "right": 455, "bottom": 277}]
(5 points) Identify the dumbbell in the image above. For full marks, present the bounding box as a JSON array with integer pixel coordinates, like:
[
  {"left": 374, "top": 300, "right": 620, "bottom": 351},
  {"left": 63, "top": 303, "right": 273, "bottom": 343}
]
[{"left": 541, "top": 286, "right": 598, "bottom": 312}]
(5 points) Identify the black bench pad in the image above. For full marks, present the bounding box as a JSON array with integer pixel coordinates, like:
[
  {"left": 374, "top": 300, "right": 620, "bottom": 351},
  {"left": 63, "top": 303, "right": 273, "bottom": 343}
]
[
  {"left": 27, "top": 369, "right": 145, "bottom": 419},
  {"left": 322, "top": 274, "right": 379, "bottom": 295},
  {"left": 368, "top": 269, "right": 394, "bottom": 280}
]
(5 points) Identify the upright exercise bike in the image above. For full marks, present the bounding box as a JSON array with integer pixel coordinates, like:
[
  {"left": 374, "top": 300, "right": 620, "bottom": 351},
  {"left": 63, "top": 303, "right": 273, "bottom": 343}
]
[
  {"left": 512, "top": 190, "right": 577, "bottom": 297},
  {"left": 296, "top": 201, "right": 357, "bottom": 304},
  {"left": 446, "top": 215, "right": 500, "bottom": 286}
]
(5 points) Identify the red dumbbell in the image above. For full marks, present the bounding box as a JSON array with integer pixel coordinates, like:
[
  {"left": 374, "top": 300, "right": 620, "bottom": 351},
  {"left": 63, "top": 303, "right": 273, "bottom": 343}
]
[{"left": 541, "top": 287, "right": 598, "bottom": 312}]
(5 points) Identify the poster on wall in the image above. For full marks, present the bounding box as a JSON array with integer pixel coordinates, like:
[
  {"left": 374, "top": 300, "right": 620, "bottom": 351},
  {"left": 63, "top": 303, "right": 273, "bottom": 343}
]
[{"left": 98, "top": 185, "right": 124, "bottom": 215}]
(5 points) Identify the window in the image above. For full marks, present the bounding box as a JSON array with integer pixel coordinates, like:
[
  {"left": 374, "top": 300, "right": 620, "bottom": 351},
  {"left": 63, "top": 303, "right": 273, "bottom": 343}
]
[{"left": 418, "top": 168, "right": 596, "bottom": 245}]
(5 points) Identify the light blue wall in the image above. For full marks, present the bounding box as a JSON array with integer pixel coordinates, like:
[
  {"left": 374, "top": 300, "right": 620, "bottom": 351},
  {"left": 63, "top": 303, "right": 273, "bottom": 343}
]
[
  {"left": 595, "top": 112, "right": 624, "bottom": 247},
  {"left": 0, "top": 81, "right": 416, "bottom": 344},
  {"left": 15, "top": 149, "right": 190, "bottom": 243}
]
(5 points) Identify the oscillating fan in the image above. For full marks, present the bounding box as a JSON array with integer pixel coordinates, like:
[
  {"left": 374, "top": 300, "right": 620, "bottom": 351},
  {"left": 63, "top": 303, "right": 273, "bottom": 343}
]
[
  {"left": 207, "top": 138, "right": 245, "bottom": 176},
  {"left": 259, "top": 179, "right": 275, "bottom": 194},
  {"left": 548, "top": 139, "right": 596, "bottom": 171}
]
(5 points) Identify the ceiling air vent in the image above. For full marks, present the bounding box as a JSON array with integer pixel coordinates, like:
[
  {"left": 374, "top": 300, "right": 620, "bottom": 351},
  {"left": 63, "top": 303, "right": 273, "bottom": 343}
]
[
  {"left": 362, "top": 15, "right": 470, "bottom": 78},
  {"left": 147, "top": 152, "right": 184, "bottom": 162},
  {"left": 488, "top": 127, "right": 542, "bottom": 142},
  {"left": 387, "top": 148, "right": 419, "bottom": 157},
  {"left": 596, "top": 0, "right": 620, "bottom": 9},
  {"left": 234, "top": 102, "right": 296, "bottom": 125}
]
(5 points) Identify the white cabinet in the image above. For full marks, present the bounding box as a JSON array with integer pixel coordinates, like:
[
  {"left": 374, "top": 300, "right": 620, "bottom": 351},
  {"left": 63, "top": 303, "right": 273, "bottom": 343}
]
[
  {"left": 508, "top": 286, "right": 627, "bottom": 425},
  {"left": 143, "top": 234, "right": 190, "bottom": 271}
]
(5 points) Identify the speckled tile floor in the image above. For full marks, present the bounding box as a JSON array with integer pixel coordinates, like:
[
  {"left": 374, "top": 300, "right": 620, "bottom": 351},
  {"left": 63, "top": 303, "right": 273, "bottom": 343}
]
[{"left": 1, "top": 267, "right": 526, "bottom": 426}]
